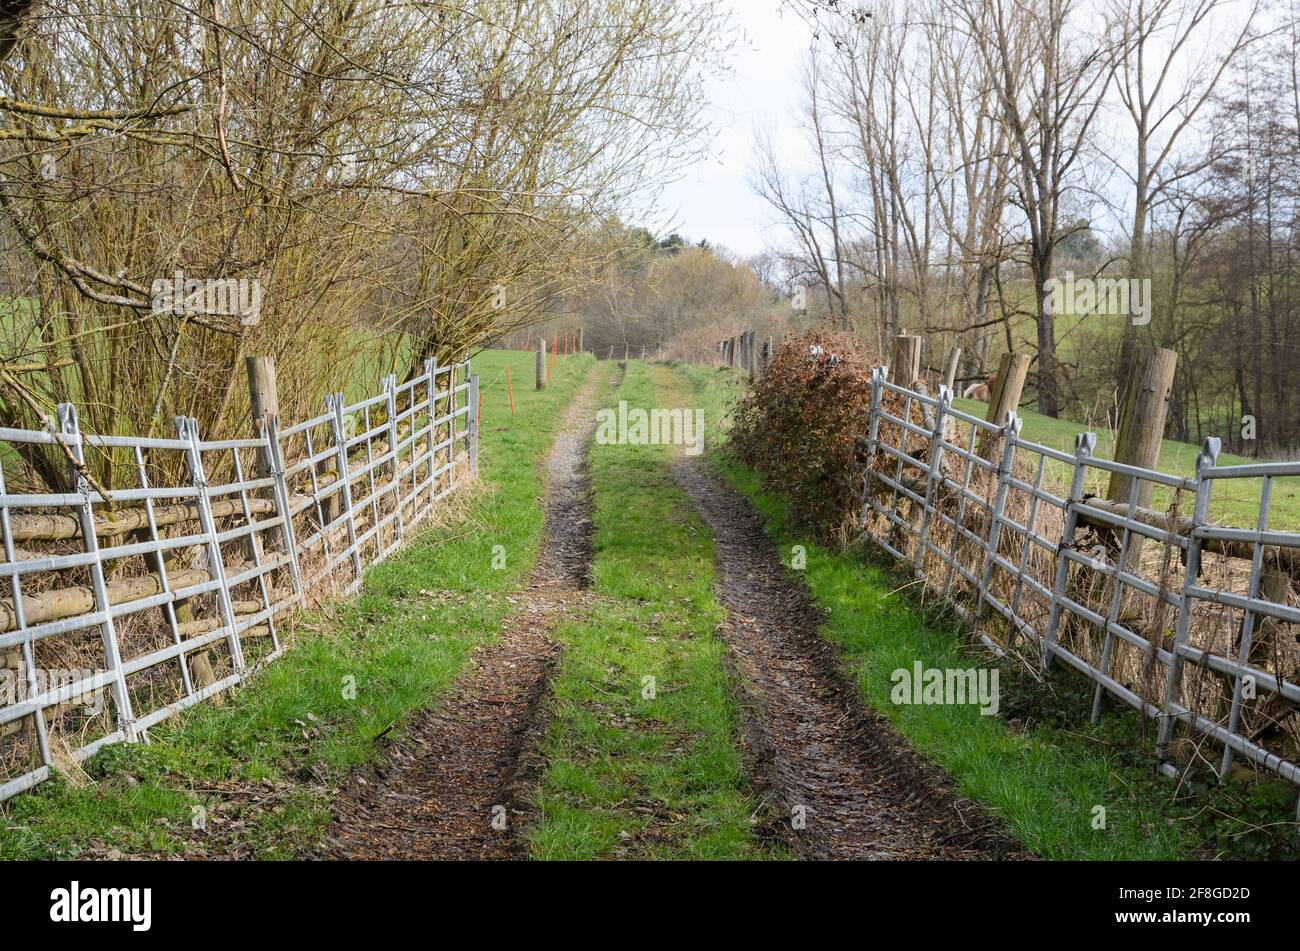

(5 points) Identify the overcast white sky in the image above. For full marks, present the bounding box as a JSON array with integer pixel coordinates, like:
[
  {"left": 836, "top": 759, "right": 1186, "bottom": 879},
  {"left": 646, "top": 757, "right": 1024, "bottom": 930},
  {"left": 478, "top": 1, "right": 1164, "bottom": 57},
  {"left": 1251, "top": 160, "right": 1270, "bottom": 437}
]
[
  {"left": 655, "top": 2, "right": 814, "bottom": 259},
  {"left": 651, "top": 0, "right": 1256, "bottom": 262}
]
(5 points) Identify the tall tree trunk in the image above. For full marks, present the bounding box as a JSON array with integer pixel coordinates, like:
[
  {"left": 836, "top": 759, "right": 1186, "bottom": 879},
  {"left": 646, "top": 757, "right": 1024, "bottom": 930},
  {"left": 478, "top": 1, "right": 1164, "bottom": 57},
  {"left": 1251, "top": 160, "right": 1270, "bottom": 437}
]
[{"left": 1033, "top": 248, "right": 1061, "bottom": 418}]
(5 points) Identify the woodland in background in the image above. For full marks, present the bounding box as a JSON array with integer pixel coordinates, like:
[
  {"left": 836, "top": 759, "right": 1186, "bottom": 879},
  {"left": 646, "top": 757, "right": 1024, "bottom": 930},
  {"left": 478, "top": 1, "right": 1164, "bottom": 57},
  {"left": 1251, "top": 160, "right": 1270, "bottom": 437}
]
[
  {"left": 519, "top": 224, "right": 801, "bottom": 364},
  {"left": 747, "top": 0, "right": 1299, "bottom": 457},
  {"left": 5, "top": 0, "right": 1298, "bottom": 492},
  {"left": 536, "top": 0, "right": 1299, "bottom": 458},
  {"left": 0, "top": 0, "right": 723, "bottom": 491}
]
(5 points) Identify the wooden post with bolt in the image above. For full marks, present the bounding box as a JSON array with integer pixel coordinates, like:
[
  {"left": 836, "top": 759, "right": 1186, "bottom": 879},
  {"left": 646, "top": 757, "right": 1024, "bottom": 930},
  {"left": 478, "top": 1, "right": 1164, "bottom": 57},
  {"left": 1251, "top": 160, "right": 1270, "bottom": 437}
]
[
  {"left": 978, "top": 351, "right": 1030, "bottom": 458},
  {"left": 245, "top": 356, "right": 278, "bottom": 480},
  {"left": 1107, "top": 346, "right": 1178, "bottom": 509},
  {"left": 1090, "top": 346, "right": 1177, "bottom": 715},
  {"left": 985, "top": 351, "right": 1030, "bottom": 427},
  {"left": 889, "top": 335, "right": 922, "bottom": 387},
  {"left": 244, "top": 355, "right": 284, "bottom": 553}
]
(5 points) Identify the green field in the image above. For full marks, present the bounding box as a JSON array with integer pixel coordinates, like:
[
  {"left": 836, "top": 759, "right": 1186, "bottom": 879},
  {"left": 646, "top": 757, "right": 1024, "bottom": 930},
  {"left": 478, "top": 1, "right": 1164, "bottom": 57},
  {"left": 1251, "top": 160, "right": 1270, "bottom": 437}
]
[{"left": 953, "top": 397, "right": 1298, "bottom": 527}]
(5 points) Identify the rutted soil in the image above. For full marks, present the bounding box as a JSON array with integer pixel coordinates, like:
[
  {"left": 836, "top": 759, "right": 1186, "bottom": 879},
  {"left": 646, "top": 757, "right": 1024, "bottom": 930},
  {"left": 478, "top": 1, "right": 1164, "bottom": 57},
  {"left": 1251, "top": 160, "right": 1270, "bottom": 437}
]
[
  {"left": 321, "top": 369, "right": 607, "bottom": 860},
  {"left": 673, "top": 458, "right": 1024, "bottom": 860}
]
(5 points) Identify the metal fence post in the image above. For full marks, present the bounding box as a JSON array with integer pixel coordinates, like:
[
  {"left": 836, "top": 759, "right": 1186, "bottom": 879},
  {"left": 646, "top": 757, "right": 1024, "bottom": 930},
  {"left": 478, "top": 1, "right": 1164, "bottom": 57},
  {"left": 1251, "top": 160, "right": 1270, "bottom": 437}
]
[
  {"left": 1041, "top": 431, "right": 1096, "bottom": 671},
  {"left": 176, "top": 414, "right": 245, "bottom": 674},
  {"left": 866, "top": 366, "right": 885, "bottom": 457},
  {"left": 448, "top": 360, "right": 459, "bottom": 462},
  {"left": 384, "top": 373, "right": 404, "bottom": 546},
  {"left": 469, "top": 372, "right": 480, "bottom": 478},
  {"left": 914, "top": 385, "right": 952, "bottom": 576},
  {"left": 264, "top": 413, "right": 303, "bottom": 599},
  {"left": 859, "top": 367, "right": 886, "bottom": 527},
  {"left": 58, "top": 404, "right": 136, "bottom": 740},
  {"left": 1221, "top": 478, "right": 1279, "bottom": 777},
  {"left": 1157, "top": 437, "right": 1219, "bottom": 764},
  {"left": 462, "top": 355, "right": 473, "bottom": 475},
  {"left": 327, "top": 393, "right": 363, "bottom": 586},
  {"left": 976, "top": 414, "right": 1022, "bottom": 621},
  {"left": 0, "top": 443, "right": 52, "bottom": 769},
  {"left": 425, "top": 357, "right": 438, "bottom": 508}
]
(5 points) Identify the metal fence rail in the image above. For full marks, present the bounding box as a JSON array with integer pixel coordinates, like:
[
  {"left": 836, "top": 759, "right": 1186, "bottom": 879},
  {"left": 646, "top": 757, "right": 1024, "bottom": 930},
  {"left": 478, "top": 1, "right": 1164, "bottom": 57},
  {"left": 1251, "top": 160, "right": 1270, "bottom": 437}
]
[
  {"left": 0, "top": 359, "right": 478, "bottom": 802},
  {"left": 860, "top": 368, "right": 1300, "bottom": 807}
]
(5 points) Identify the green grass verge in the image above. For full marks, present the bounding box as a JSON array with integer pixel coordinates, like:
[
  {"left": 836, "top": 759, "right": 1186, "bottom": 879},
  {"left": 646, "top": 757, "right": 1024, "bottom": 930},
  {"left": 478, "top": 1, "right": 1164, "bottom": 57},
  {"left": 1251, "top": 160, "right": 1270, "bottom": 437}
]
[
  {"left": 0, "top": 349, "right": 596, "bottom": 860},
  {"left": 672, "top": 361, "right": 1300, "bottom": 860},
  {"left": 527, "top": 361, "right": 780, "bottom": 860}
]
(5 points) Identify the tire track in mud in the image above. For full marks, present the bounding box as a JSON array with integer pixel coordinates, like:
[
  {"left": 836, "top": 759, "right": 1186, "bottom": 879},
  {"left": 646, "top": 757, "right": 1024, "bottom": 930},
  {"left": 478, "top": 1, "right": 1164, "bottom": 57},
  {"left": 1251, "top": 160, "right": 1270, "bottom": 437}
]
[
  {"left": 672, "top": 458, "right": 1024, "bottom": 860},
  {"left": 321, "top": 367, "right": 609, "bottom": 860}
]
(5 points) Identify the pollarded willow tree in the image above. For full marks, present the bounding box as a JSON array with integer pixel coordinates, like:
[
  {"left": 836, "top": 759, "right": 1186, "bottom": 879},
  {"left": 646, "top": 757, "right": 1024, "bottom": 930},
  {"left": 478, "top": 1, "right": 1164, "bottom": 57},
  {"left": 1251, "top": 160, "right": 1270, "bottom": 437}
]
[{"left": 0, "top": 0, "right": 723, "bottom": 490}]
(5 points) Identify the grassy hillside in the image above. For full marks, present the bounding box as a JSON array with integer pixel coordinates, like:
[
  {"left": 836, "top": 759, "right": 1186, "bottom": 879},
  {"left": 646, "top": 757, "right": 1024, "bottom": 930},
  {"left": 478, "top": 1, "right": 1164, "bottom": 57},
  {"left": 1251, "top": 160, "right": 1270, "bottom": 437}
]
[{"left": 954, "top": 397, "right": 1298, "bottom": 527}]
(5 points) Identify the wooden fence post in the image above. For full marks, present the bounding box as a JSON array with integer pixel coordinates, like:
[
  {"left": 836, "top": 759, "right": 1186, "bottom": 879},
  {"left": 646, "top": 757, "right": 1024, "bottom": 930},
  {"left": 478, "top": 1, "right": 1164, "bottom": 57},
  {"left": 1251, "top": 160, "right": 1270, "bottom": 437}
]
[
  {"left": 1088, "top": 347, "right": 1174, "bottom": 723},
  {"left": 536, "top": 337, "right": 547, "bottom": 390},
  {"left": 985, "top": 351, "right": 1030, "bottom": 426},
  {"left": 943, "top": 345, "right": 962, "bottom": 390},
  {"left": 578, "top": 328, "right": 584, "bottom": 353},
  {"left": 890, "top": 334, "right": 922, "bottom": 387},
  {"left": 245, "top": 356, "right": 278, "bottom": 476},
  {"left": 1099, "top": 346, "right": 1177, "bottom": 626},
  {"left": 977, "top": 351, "right": 1030, "bottom": 459},
  {"left": 1107, "top": 346, "right": 1177, "bottom": 509},
  {"left": 245, "top": 355, "right": 292, "bottom": 564}
]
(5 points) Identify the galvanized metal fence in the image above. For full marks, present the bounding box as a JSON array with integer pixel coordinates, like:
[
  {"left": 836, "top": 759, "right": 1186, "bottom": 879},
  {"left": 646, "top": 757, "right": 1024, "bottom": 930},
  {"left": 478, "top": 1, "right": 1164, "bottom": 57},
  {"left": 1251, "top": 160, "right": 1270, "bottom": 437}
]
[
  {"left": 0, "top": 358, "right": 478, "bottom": 802},
  {"left": 861, "top": 368, "right": 1300, "bottom": 808}
]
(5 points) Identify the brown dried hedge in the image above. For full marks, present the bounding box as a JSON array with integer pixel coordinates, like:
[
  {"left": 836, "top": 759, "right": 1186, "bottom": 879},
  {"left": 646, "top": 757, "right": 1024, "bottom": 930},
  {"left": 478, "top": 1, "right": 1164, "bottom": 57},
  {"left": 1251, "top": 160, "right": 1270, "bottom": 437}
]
[{"left": 730, "top": 329, "right": 896, "bottom": 542}]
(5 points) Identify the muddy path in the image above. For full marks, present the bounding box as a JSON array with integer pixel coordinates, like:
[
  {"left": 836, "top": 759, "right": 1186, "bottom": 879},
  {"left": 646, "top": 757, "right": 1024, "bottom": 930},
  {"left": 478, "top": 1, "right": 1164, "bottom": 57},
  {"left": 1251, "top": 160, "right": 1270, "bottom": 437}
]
[
  {"left": 321, "top": 367, "right": 608, "bottom": 860},
  {"left": 672, "top": 458, "right": 1024, "bottom": 860}
]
